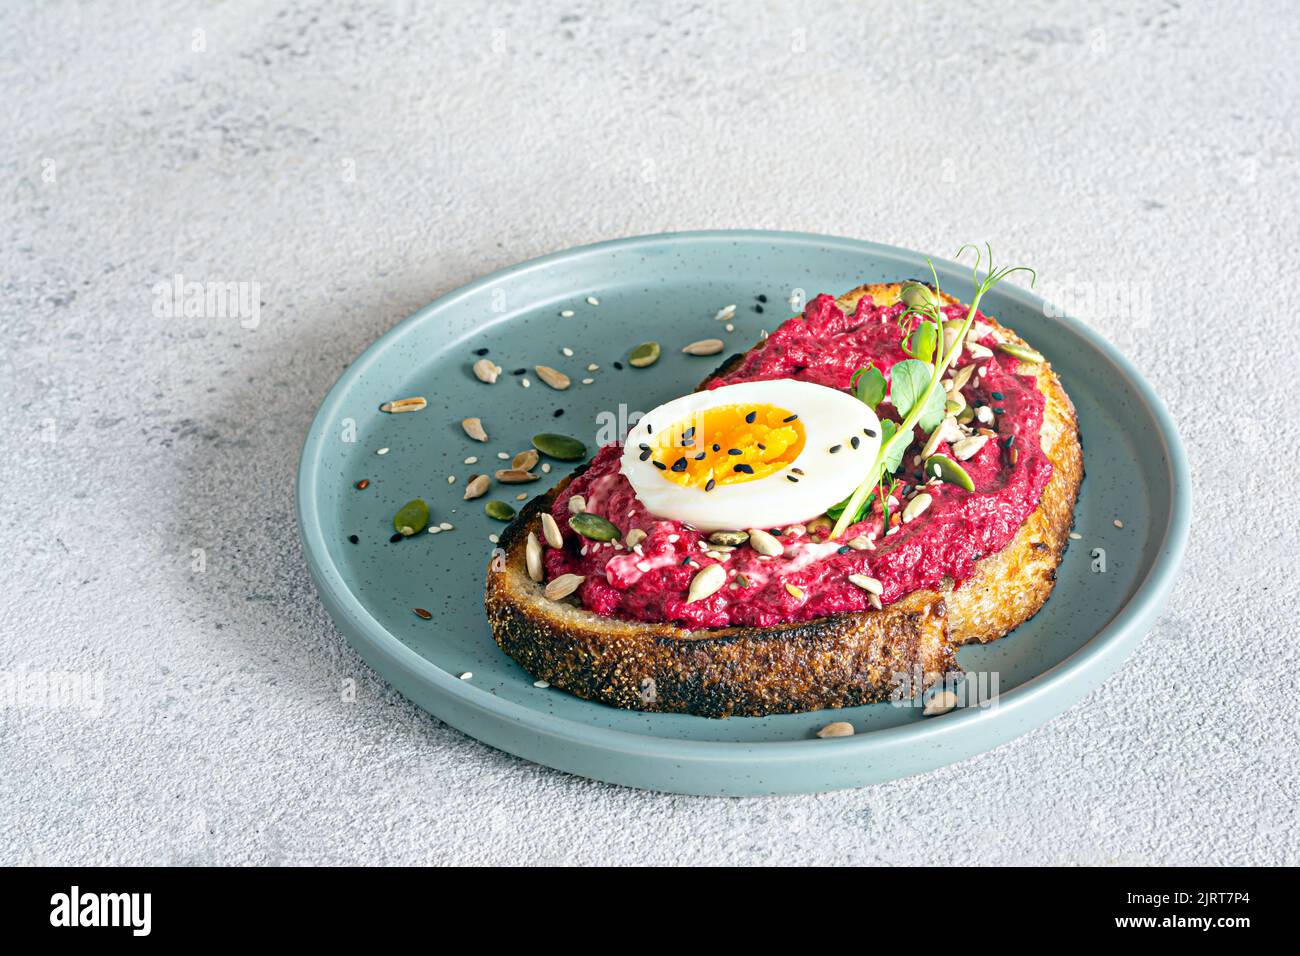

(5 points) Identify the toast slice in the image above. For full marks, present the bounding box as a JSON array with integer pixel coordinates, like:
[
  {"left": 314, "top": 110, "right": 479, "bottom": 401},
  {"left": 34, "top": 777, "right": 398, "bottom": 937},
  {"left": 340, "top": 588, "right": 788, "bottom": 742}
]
[{"left": 485, "top": 282, "right": 1082, "bottom": 717}]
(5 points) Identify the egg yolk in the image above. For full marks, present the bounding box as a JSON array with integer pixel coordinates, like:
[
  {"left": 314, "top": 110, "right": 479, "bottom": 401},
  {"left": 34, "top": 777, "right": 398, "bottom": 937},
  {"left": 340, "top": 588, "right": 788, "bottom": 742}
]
[{"left": 649, "top": 403, "right": 805, "bottom": 489}]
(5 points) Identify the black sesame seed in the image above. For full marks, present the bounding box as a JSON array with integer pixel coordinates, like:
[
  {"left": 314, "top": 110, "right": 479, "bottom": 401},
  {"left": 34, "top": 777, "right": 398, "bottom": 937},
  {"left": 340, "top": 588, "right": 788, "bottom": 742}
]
[
  {"left": 995, "top": 407, "right": 1006, "bottom": 415},
  {"left": 682, "top": 426, "right": 695, "bottom": 439},
  {"left": 837, "top": 546, "right": 851, "bottom": 555},
  {"left": 783, "top": 414, "right": 798, "bottom": 422},
  {"left": 705, "top": 478, "right": 716, "bottom": 491},
  {"left": 791, "top": 468, "right": 804, "bottom": 475},
  {"left": 639, "top": 449, "right": 651, "bottom": 461},
  {"left": 992, "top": 391, "right": 1004, "bottom": 400},
  {"left": 348, "top": 534, "right": 359, "bottom": 544},
  {"left": 754, "top": 305, "right": 764, "bottom": 313},
  {"left": 389, "top": 533, "right": 403, "bottom": 543},
  {"left": 786, "top": 475, "right": 799, "bottom": 482},
  {"left": 694, "top": 452, "right": 706, "bottom": 460},
  {"left": 474, "top": 347, "right": 489, "bottom": 356},
  {"left": 745, "top": 411, "right": 757, "bottom": 423},
  {"left": 829, "top": 444, "right": 842, "bottom": 454},
  {"left": 613, "top": 361, "right": 624, "bottom": 370},
  {"left": 864, "top": 427, "right": 876, "bottom": 437},
  {"left": 757, "top": 443, "right": 766, "bottom": 450},
  {"left": 712, "top": 443, "right": 721, "bottom": 452},
  {"left": 638, "top": 443, "right": 650, "bottom": 451},
  {"left": 671, "top": 457, "right": 687, "bottom": 472},
  {"left": 850, "top": 436, "right": 860, "bottom": 449},
  {"left": 728, "top": 448, "right": 742, "bottom": 456},
  {"left": 682, "top": 558, "right": 693, "bottom": 566},
  {"left": 653, "top": 460, "right": 667, "bottom": 470},
  {"left": 512, "top": 368, "right": 526, "bottom": 375},
  {"left": 757, "top": 294, "right": 768, "bottom": 303},
  {"left": 734, "top": 463, "right": 754, "bottom": 474},
  {"left": 646, "top": 422, "right": 652, "bottom": 433},
  {"left": 553, "top": 408, "right": 564, "bottom": 417}
]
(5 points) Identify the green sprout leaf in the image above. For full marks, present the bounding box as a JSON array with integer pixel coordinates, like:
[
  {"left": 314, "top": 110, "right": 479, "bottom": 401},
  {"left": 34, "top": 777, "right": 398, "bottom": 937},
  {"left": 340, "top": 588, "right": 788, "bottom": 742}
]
[
  {"left": 889, "top": 360, "right": 946, "bottom": 433},
  {"left": 903, "top": 320, "right": 938, "bottom": 363},
  {"left": 850, "top": 365, "right": 887, "bottom": 408}
]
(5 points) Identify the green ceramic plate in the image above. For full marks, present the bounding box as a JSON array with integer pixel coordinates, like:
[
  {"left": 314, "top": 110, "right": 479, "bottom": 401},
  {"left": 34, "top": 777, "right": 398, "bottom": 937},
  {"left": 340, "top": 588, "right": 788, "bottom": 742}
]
[{"left": 296, "top": 231, "right": 1189, "bottom": 795}]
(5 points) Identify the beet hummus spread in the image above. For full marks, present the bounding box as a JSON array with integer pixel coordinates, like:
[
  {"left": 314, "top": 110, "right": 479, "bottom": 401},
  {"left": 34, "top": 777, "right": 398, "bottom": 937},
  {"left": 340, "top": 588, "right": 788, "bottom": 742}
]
[{"left": 544, "top": 294, "right": 1053, "bottom": 629}]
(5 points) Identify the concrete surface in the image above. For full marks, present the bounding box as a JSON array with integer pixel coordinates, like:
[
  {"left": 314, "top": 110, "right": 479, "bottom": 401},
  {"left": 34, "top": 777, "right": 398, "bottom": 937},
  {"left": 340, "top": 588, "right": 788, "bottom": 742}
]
[{"left": 2, "top": 0, "right": 1297, "bottom": 866}]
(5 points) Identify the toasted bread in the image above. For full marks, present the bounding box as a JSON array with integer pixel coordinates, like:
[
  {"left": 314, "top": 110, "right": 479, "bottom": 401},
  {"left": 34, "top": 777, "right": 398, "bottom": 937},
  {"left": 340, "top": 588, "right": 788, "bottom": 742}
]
[{"left": 484, "top": 282, "right": 1082, "bottom": 717}]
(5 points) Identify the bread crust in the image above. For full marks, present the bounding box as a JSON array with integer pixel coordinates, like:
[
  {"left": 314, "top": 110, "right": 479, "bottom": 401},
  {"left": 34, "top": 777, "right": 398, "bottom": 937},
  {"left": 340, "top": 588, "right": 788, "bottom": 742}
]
[{"left": 484, "top": 282, "right": 1082, "bottom": 716}]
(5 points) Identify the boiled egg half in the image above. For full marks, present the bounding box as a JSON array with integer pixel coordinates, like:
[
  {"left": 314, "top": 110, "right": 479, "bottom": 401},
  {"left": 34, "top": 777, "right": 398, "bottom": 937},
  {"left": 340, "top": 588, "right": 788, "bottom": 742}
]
[{"left": 619, "top": 379, "right": 881, "bottom": 532}]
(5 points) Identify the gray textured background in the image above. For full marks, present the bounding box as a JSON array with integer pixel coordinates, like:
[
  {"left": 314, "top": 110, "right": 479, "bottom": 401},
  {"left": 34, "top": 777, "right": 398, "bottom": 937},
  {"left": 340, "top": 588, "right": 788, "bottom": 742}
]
[{"left": 3, "top": 1, "right": 1297, "bottom": 866}]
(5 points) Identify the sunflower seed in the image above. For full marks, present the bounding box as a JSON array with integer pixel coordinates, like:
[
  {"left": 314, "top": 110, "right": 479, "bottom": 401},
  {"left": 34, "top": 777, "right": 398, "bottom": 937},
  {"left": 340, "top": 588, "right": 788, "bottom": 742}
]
[
  {"left": 462, "top": 417, "right": 488, "bottom": 442},
  {"left": 902, "top": 493, "right": 932, "bottom": 523},
  {"left": 540, "top": 512, "right": 563, "bottom": 548},
  {"left": 681, "top": 338, "right": 725, "bottom": 356},
  {"left": 568, "top": 494, "right": 587, "bottom": 515},
  {"left": 868, "top": 593, "right": 883, "bottom": 610},
  {"left": 714, "top": 305, "right": 736, "bottom": 321},
  {"left": 950, "top": 363, "right": 977, "bottom": 392},
  {"left": 686, "top": 564, "right": 727, "bottom": 603},
  {"left": 847, "top": 535, "right": 874, "bottom": 551},
  {"left": 473, "top": 358, "right": 502, "bottom": 383},
  {"left": 463, "top": 474, "right": 490, "bottom": 499},
  {"left": 534, "top": 365, "right": 571, "bottom": 390},
  {"left": 848, "top": 573, "right": 883, "bottom": 595},
  {"left": 966, "top": 342, "right": 994, "bottom": 360},
  {"left": 380, "top": 397, "right": 427, "bottom": 414},
  {"left": 923, "top": 689, "right": 959, "bottom": 716},
  {"left": 707, "top": 530, "right": 749, "bottom": 547},
  {"left": 512, "top": 449, "right": 540, "bottom": 471},
  {"left": 747, "top": 527, "right": 784, "bottom": 557},
  {"left": 525, "top": 532, "right": 544, "bottom": 582},
  {"left": 624, "top": 528, "right": 647, "bottom": 548},
  {"left": 545, "top": 573, "right": 585, "bottom": 601},
  {"left": 951, "top": 435, "right": 989, "bottom": 461},
  {"left": 495, "top": 468, "right": 539, "bottom": 483},
  {"left": 816, "top": 721, "right": 855, "bottom": 739}
]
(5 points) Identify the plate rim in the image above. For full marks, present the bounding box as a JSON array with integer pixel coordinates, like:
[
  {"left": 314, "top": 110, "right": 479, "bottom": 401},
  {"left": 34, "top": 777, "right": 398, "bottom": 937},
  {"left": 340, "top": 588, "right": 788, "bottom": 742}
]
[{"left": 296, "top": 230, "right": 1190, "bottom": 770}]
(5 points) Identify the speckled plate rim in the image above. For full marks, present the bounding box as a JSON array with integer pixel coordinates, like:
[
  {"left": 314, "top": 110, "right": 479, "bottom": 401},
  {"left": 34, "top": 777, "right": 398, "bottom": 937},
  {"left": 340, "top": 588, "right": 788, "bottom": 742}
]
[{"left": 296, "top": 230, "right": 1191, "bottom": 794}]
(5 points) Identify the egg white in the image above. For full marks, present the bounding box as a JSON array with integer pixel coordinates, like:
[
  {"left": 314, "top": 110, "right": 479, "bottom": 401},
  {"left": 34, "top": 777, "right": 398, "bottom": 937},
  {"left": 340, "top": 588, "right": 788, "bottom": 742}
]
[{"left": 618, "top": 379, "right": 882, "bottom": 532}]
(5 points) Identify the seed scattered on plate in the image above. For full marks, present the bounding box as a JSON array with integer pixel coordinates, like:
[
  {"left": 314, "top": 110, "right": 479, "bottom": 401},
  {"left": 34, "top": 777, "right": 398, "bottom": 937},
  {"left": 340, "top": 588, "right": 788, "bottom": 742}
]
[
  {"left": 520, "top": 377, "right": 531, "bottom": 388},
  {"left": 1113, "top": 519, "right": 1124, "bottom": 528},
  {"left": 587, "top": 363, "right": 599, "bottom": 372},
  {"left": 1069, "top": 532, "right": 1082, "bottom": 540},
  {"left": 581, "top": 377, "right": 594, "bottom": 385},
  {"left": 515, "top": 492, "right": 526, "bottom": 500},
  {"left": 586, "top": 296, "right": 600, "bottom": 306},
  {"left": 535, "top": 365, "right": 571, "bottom": 390},
  {"left": 512, "top": 449, "right": 540, "bottom": 471},
  {"left": 816, "top": 721, "right": 854, "bottom": 739},
  {"left": 559, "top": 309, "right": 575, "bottom": 317},
  {"left": 533, "top": 679, "right": 550, "bottom": 688},
  {"left": 682, "top": 338, "right": 725, "bottom": 356},
  {"left": 439, "top": 522, "right": 453, "bottom": 531},
  {"left": 380, "top": 396, "right": 427, "bottom": 414},
  {"left": 541, "top": 462, "right": 551, "bottom": 473},
  {"left": 459, "top": 672, "right": 473, "bottom": 680},
  {"left": 355, "top": 479, "right": 369, "bottom": 490},
  {"left": 463, "top": 474, "right": 490, "bottom": 499},
  {"left": 561, "top": 347, "right": 574, "bottom": 357},
  {"left": 447, "top": 475, "right": 456, "bottom": 484},
  {"left": 376, "top": 447, "right": 389, "bottom": 456},
  {"left": 496, "top": 468, "right": 539, "bottom": 483},
  {"left": 923, "top": 690, "right": 959, "bottom": 716},
  {"left": 628, "top": 341, "right": 660, "bottom": 368},
  {"left": 472, "top": 358, "right": 502, "bottom": 384},
  {"left": 488, "top": 534, "right": 499, "bottom": 543},
  {"left": 725, "top": 323, "right": 734, "bottom": 332},
  {"left": 462, "top": 417, "right": 488, "bottom": 442},
  {"left": 413, "top": 607, "right": 432, "bottom": 620}
]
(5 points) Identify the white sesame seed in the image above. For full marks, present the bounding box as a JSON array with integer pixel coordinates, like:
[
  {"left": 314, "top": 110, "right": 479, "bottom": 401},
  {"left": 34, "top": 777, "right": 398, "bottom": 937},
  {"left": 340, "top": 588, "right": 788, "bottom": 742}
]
[
  {"left": 1113, "top": 519, "right": 1124, "bottom": 528},
  {"left": 586, "top": 296, "right": 599, "bottom": 306},
  {"left": 459, "top": 672, "right": 472, "bottom": 680},
  {"left": 562, "top": 346, "right": 573, "bottom": 357},
  {"left": 439, "top": 522, "right": 453, "bottom": 531},
  {"left": 541, "top": 462, "right": 551, "bottom": 473},
  {"left": 560, "top": 309, "right": 575, "bottom": 317},
  {"left": 516, "top": 493, "right": 526, "bottom": 500},
  {"left": 447, "top": 475, "right": 455, "bottom": 484},
  {"left": 497, "top": 452, "right": 509, "bottom": 459},
  {"left": 427, "top": 526, "right": 440, "bottom": 534},
  {"left": 533, "top": 680, "right": 550, "bottom": 688},
  {"left": 488, "top": 534, "right": 498, "bottom": 543},
  {"left": 521, "top": 377, "right": 531, "bottom": 387},
  {"left": 725, "top": 323, "right": 734, "bottom": 332},
  {"left": 582, "top": 377, "right": 594, "bottom": 385},
  {"left": 587, "top": 363, "right": 599, "bottom": 371},
  {"left": 636, "top": 561, "right": 652, "bottom": 573},
  {"left": 464, "top": 456, "right": 478, "bottom": 464},
  {"left": 1069, "top": 532, "right": 1082, "bottom": 540},
  {"left": 376, "top": 447, "right": 389, "bottom": 455}
]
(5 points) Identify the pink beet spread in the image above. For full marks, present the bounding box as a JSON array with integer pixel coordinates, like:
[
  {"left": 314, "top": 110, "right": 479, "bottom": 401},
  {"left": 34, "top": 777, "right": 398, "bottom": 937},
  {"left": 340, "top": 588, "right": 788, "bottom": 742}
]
[{"left": 544, "top": 293, "right": 1053, "bottom": 629}]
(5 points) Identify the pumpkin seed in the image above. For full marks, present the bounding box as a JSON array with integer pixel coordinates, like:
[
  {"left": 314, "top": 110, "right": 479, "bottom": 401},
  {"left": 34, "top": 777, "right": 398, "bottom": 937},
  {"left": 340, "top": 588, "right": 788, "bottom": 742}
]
[
  {"left": 958, "top": 404, "right": 976, "bottom": 425},
  {"left": 625, "top": 528, "right": 647, "bottom": 548},
  {"left": 531, "top": 433, "right": 587, "bottom": 461},
  {"left": 682, "top": 338, "right": 724, "bottom": 356},
  {"left": 484, "top": 500, "right": 516, "bottom": 521},
  {"left": 463, "top": 474, "right": 490, "bottom": 500},
  {"left": 816, "top": 721, "right": 855, "bottom": 739},
  {"left": 540, "top": 512, "right": 563, "bottom": 548},
  {"left": 567, "top": 494, "right": 587, "bottom": 515},
  {"left": 901, "top": 493, "right": 932, "bottom": 523},
  {"left": 923, "top": 689, "right": 959, "bottom": 716},
  {"left": 707, "top": 530, "right": 749, "bottom": 547},
  {"left": 380, "top": 397, "right": 427, "bottom": 414},
  {"left": 944, "top": 390, "right": 967, "bottom": 414},
  {"left": 924, "top": 453, "right": 975, "bottom": 491},
  {"left": 393, "top": 498, "right": 429, "bottom": 536},
  {"left": 847, "top": 573, "right": 883, "bottom": 595},
  {"left": 534, "top": 365, "right": 571, "bottom": 390},
  {"left": 495, "top": 468, "right": 539, "bottom": 483},
  {"left": 569, "top": 512, "right": 621, "bottom": 542},
  {"left": 686, "top": 564, "right": 726, "bottom": 603},
  {"left": 462, "top": 417, "right": 488, "bottom": 442},
  {"left": 544, "top": 573, "right": 585, "bottom": 601},
  {"left": 951, "top": 435, "right": 989, "bottom": 461},
  {"left": 525, "top": 532, "right": 544, "bottom": 582},
  {"left": 899, "top": 281, "right": 938, "bottom": 310},
  {"left": 806, "top": 516, "right": 833, "bottom": 537},
  {"left": 512, "top": 449, "right": 540, "bottom": 471},
  {"left": 472, "top": 358, "right": 502, "bottom": 383},
  {"left": 950, "top": 363, "right": 977, "bottom": 392},
  {"left": 628, "top": 341, "right": 660, "bottom": 368},
  {"left": 747, "top": 527, "right": 783, "bottom": 557},
  {"left": 997, "top": 341, "right": 1045, "bottom": 363}
]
